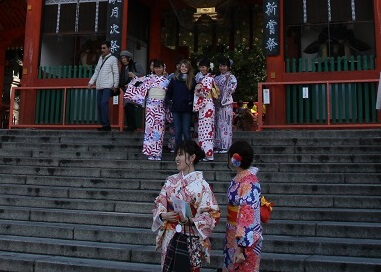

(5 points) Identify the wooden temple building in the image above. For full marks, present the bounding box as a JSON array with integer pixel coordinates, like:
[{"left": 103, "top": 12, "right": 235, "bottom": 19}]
[{"left": 0, "top": 0, "right": 380, "bottom": 130}]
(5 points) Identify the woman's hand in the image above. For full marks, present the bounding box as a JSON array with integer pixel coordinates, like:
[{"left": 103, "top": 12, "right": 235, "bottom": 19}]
[
  {"left": 161, "top": 212, "right": 179, "bottom": 223},
  {"left": 177, "top": 211, "right": 190, "bottom": 225},
  {"left": 233, "top": 247, "right": 245, "bottom": 264}
]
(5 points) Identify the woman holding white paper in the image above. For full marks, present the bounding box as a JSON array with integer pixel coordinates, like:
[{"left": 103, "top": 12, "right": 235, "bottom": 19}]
[{"left": 152, "top": 140, "right": 220, "bottom": 271}]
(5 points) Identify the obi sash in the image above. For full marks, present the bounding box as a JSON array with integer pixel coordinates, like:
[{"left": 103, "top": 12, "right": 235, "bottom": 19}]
[
  {"left": 227, "top": 204, "right": 238, "bottom": 226},
  {"left": 148, "top": 87, "right": 166, "bottom": 100}
]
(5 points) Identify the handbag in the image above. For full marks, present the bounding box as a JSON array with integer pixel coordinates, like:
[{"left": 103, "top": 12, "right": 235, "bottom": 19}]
[
  {"left": 260, "top": 195, "right": 274, "bottom": 223},
  {"left": 162, "top": 221, "right": 202, "bottom": 272}
]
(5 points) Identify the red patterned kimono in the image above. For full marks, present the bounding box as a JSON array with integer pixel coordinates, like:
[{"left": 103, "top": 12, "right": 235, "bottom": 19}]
[
  {"left": 193, "top": 72, "right": 215, "bottom": 161},
  {"left": 152, "top": 171, "right": 220, "bottom": 270},
  {"left": 223, "top": 167, "right": 262, "bottom": 272}
]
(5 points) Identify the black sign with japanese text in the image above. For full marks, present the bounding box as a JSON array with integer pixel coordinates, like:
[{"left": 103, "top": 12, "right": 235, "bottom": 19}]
[
  {"left": 263, "top": 0, "right": 280, "bottom": 56},
  {"left": 106, "top": 0, "right": 124, "bottom": 56}
]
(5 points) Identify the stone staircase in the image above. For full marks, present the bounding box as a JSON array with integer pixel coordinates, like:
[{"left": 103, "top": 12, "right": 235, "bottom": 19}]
[{"left": 0, "top": 129, "right": 380, "bottom": 272}]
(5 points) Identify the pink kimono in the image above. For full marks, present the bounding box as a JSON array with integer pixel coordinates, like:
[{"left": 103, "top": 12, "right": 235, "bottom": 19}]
[
  {"left": 193, "top": 73, "right": 216, "bottom": 161},
  {"left": 214, "top": 73, "right": 237, "bottom": 151},
  {"left": 152, "top": 171, "right": 220, "bottom": 269}
]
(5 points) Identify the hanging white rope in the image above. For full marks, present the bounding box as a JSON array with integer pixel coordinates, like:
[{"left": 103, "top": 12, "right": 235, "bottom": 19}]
[
  {"left": 56, "top": 3, "right": 61, "bottom": 33},
  {"left": 75, "top": 0, "right": 80, "bottom": 33},
  {"left": 303, "top": 0, "right": 307, "bottom": 23},
  {"left": 351, "top": 0, "right": 356, "bottom": 21},
  {"left": 327, "top": 0, "right": 331, "bottom": 22},
  {"left": 95, "top": 1, "right": 99, "bottom": 32}
]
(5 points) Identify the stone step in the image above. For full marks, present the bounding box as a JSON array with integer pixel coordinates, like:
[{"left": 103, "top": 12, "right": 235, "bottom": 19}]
[
  {"left": 0, "top": 179, "right": 379, "bottom": 196},
  {"left": 260, "top": 253, "right": 381, "bottom": 272},
  {"left": 0, "top": 217, "right": 380, "bottom": 240},
  {"left": 1, "top": 157, "right": 379, "bottom": 174},
  {"left": 1, "top": 249, "right": 380, "bottom": 272},
  {"left": 0, "top": 251, "right": 166, "bottom": 272},
  {"left": 1, "top": 173, "right": 380, "bottom": 196},
  {"left": 28, "top": 150, "right": 381, "bottom": 163},
  {"left": 253, "top": 153, "right": 381, "bottom": 163},
  {"left": 133, "top": 246, "right": 381, "bottom": 272},
  {"left": 0, "top": 187, "right": 379, "bottom": 209},
  {"left": 0, "top": 232, "right": 379, "bottom": 261},
  {"left": 1, "top": 131, "right": 381, "bottom": 146},
  {"left": 0, "top": 204, "right": 379, "bottom": 230},
  {"left": 3, "top": 141, "right": 381, "bottom": 157},
  {"left": 0, "top": 165, "right": 379, "bottom": 187},
  {"left": 1, "top": 128, "right": 380, "bottom": 138}
]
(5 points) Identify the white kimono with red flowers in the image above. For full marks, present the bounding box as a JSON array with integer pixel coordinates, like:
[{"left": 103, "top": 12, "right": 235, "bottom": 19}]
[
  {"left": 152, "top": 171, "right": 220, "bottom": 268},
  {"left": 193, "top": 73, "right": 215, "bottom": 160},
  {"left": 214, "top": 73, "right": 237, "bottom": 151}
]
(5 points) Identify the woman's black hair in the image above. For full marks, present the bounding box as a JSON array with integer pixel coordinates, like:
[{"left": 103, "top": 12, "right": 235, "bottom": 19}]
[
  {"left": 219, "top": 57, "right": 231, "bottom": 69},
  {"left": 228, "top": 140, "right": 254, "bottom": 169},
  {"left": 198, "top": 58, "right": 210, "bottom": 67},
  {"left": 175, "top": 140, "right": 205, "bottom": 165},
  {"left": 153, "top": 59, "right": 164, "bottom": 68}
]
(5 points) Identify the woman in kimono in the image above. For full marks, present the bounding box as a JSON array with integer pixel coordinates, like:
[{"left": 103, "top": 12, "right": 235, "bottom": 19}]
[
  {"left": 152, "top": 140, "right": 220, "bottom": 271},
  {"left": 193, "top": 59, "right": 216, "bottom": 161},
  {"left": 127, "top": 59, "right": 169, "bottom": 160},
  {"left": 223, "top": 140, "right": 262, "bottom": 272},
  {"left": 214, "top": 58, "right": 237, "bottom": 153}
]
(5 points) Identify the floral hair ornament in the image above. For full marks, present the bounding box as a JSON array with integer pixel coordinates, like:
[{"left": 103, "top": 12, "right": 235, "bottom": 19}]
[
  {"left": 229, "top": 59, "right": 233, "bottom": 68},
  {"left": 231, "top": 153, "right": 242, "bottom": 167}
]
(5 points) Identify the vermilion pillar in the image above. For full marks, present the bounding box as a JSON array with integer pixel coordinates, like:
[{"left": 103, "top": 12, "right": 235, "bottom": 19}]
[
  {"left": 374, "top": 0, "right": 381, "bottom": 71},
  {"left": 21, "top": 0, "right": 43, "bottom": 124},
  {"left": 264, "top": 0, "right": 285, "bottom": 125},
  {"left": 0, "top": 43, "right": 6, "bottom": 108},
  {"left": 149, "top": 1, "right": 161, "bottom": 60}
]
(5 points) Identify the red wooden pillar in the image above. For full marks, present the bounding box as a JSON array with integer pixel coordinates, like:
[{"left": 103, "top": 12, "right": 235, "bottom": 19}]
[
  {"left": 149, "top": 1, "right": 161, "bottom": 60},
  {"left": 0, "top": 43, "right": 6, "bottom": 109},
  {"left": 21, "top": 0, "right": 43, "bottom": 125},
  {"left": 374, "top": 0, "right": 381, "bottom": 71},
  {"left": 122, "top": 0, "right": 129, "bottom": 50},
  {"left": 264, "top": 0, "right": 285, "bottom": 125},
  {"left": 374, "top": 1, "right": 381, "bottom": 121}
]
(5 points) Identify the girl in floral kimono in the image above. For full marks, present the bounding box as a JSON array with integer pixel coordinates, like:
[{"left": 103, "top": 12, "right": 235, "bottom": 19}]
[
  {"left": 193, "top": 59, "right": 216, "bottom": 161},
  {"left": 214, "top": 58, "right": 237, "bottom": 153},
  {"left": 223, "top": 140, "right": 262, "bottom": 272},
  {"left": 152, "top": 140, "right": 220, "bottom": 271},
  {"left": 128, "top": 59, "right": 169, "bottom": 160}
]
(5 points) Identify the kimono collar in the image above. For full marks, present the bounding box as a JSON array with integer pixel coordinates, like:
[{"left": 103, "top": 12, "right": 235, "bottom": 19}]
[
  {"left": 196, "top": 72, "right": 211, "bottom": 82},
  {"left": 235, "top": 166, "right": 259, "bottom": 181},
  {"left": 180, "top": 171, "right": 203, "bottom": 186}
]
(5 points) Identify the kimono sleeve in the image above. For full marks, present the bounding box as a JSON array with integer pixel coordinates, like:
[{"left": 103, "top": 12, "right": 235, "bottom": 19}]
[
  {"left": 235, "top": 180, "right": 261, "bottom": 247},
  {"left": 152, "top": 179, "right": 170, "bottom": 232},
  {"left": 124, "top": 76, "right": 151, "bottom": 106},
  {"left": 192, "top": 181, "right": 221, "bottom": 240},
  {"left": 227, "top": 75, "right": 237, "bottom": 95}
]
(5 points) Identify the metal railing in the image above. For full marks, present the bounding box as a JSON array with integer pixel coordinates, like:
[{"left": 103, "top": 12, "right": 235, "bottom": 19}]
[
  {"left": 9, "top": 86, "right": 125, "bottom": 131},
  {"left": 257, "top": 78, "right": 381, "bottom": 130}
]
